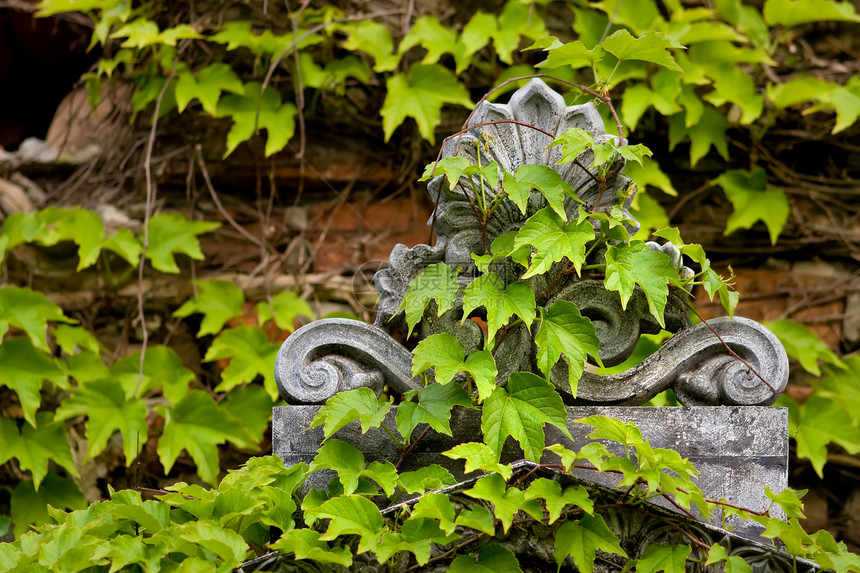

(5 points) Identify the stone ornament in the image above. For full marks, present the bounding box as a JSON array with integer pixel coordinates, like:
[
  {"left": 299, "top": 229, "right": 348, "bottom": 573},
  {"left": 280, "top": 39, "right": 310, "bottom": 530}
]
[{"left": 275, "top": 78, "right": 789, "bottom": 407}]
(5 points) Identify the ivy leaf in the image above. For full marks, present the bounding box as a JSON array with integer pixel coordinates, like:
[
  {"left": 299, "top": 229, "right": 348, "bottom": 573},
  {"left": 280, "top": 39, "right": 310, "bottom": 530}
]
[
  {"left": 504, "top": 164, "right": 576, "bottom": 220},
  {"left": 397, "top": 464, "right": 457, "bottom": 494},
  {"left": 420, "top": 156, "right": 472, "bottom": 190},
  {"left": 763, "top": 0, "right": 860, "bottom": 26},
  {"left": 637, "top": 543, "right": 692, "bottom": 573},
  {"left": 668, "top": 105, "right": 728, "bottom": 167},
  {"left": 705, "top": 65, "right": 764, "bottom": 124},
  {"left": 456, "top": 12, "right": 497, "bottom": 72},
  {"left": 765, "top": 319, "right": 842, "bottom": 376},
  {"left": 550, "top": 127, "right": 615, "bottom": 169},
  {"left": 553, "top": 515, "right": 627, "bottom": 573},
  {"left": 462, "top": 273, "right": 535, "bottom": 348},
  {"left": 449, "top": 544, "right": 523, "bottom": 573},
  {"left": 173, "top": 280, "right": 245, "bottom": 337},
  {"left": 204, "top": 326, "right": 281, "bottom": 400},
  {"left": 381, "top": 64, "right": 472, "bottom": 144},
  {"left": 464, "top": 474, "right": 534, "bottom": 533},
  {"left": 341, "top": 20, "right": 399, "bottom": 72},
  {"left": 54, "top": 378, "right": 147, "bottom": 465},
  {"left": 0, "top": 339, "right": 67, "bottom": 427},
  {"left": 412, "top": 333, "right": 497, "bottom": 401},
  {"left": 409, "top": 493, "right": 458, "bottom": 536},
  {"left": 111, "top": 345, "right": 194, "bottom": 403},
  {"left": 513, "top": 207, "right": 594, "bottom": 279},
  {"left": 304, "top": 495, "right": 385, "bottom": 554},
  {"left": 443, "top": 442, "right": 512, "bottom": 479},
  {"left": 9, "top": 473, "right": 86, "bottom": 538},
  {"left": 102, "top": 227, "right": 142, "bottom": 266},
  {"left": 155, "top": 391, "right": 256, "bottom": 485},
  {"left": 523, "top": 478, "right": 593, "bottom": 523},
  {"left": 789, "top": 396, "right": 860, "bottom": 477},
  {"left": 576, "top": 414, "right": 645, "bottom": 450},
  {"left": 178, "top": 521, "right": 248, "bottom": 566},
  {"left": 310, "top": 439, "right": 396, "bottom": 496},
  {"left": 713, "top": 168, "right": 789, "bottom": 245},
  {"left": 0, "top": 286, "right": 71, "bottom": 352},
  {"left": 0, "top": 412, "right": 77, "bottom": 490},
  {"left": 145, "top": 212, "right": 219, "bottom": 274},
  {"left": 398, "top": 263, "right": 459, "bottom": 337},
  {"left": 54, "top": 324, "right": 101, "bottom": 356},
  {"left": 604, "top": 241, "right": 678, "bottom": 327},
  {"left": 481, "top": 372, "right": 572, "bottom": 461},
  {"left": 535, "top": 301, "right": 601, "bottom": 395},
  {"left": 377, "top": 517, "right": 451, "bottom": 566},
  {"left": 308, "top": 387, "right": 391, "bottom": 440},
  {"left": 269, "top": 529, "right": 353, "bottom": 567},
  {"left": 395, "top": 382, "right": 474, "bottom": 439},
  {"left": 175, "top": 63, "right": 245, "bottom": 115},
  {"left": 215, "top": 82, "right": 297, "bottom": 157},
  {"left": 454, "top": 505, "right": 497, "bottom": 535},
  {"left": 255, "top": 291, "right": 314, "bottom": 332},
  {"left": 536, "top": 40, "right": 603, "bottom": 70},
  {"left": 398, "top": 15, "right": 458, "bottom": 65},
  {"left": 765, "top": 486, "right": 807, "bottom": 519},
  {"left": 602, "top": 30, "right": 682, "bottom": 71}
]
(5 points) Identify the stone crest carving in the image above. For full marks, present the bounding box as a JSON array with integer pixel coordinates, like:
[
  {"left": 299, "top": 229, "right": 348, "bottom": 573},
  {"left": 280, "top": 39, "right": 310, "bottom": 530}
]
[{"left": 275, "top": 79, "right": 789, "bottom": 407}]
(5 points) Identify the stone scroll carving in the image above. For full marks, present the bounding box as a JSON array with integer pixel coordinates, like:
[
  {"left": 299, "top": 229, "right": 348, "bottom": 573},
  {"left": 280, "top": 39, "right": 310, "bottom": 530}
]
[{"left": 274, "top": 78, "right": 789, "bottom": 407}]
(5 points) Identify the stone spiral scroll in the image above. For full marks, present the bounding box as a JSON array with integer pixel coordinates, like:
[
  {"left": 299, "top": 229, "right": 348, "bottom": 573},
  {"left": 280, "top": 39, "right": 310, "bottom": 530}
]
[{"left": 274, "top": 319, "right": 422, "bottom": 404}]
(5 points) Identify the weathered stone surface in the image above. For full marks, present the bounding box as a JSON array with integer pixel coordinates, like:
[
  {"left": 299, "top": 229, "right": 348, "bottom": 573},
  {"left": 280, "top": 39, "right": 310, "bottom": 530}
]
[{"left": 272, "top": 404, "right": 787, "bottom": 540}]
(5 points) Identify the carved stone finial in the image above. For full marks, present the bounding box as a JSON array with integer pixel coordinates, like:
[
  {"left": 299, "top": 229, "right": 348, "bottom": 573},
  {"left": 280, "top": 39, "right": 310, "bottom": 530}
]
[{"left": 273, "top": 78, "right": 789, "bottom": 407}]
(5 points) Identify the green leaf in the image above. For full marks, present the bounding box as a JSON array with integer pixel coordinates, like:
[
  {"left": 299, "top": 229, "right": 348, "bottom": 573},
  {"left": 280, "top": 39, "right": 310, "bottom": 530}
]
[
  {"left": 395, "top": 382, "right": 474, "bottom": 439},
  {"left": 398, "top": 263, "right": 460, "bottom": 337},
  {"left": 767, "top": 77, "right": 835, "bottom": 109},
  {"left": 341, "top": 20, "right": 399, "bottom": 72},
  {"left": 463, "top": 474, "right": 537, "bottom": 533},
  {"left": 54, "top": 324, "right": 101, "bottom": 356},
  {"left": 482, "top": 372, "right": 571, "bottom": 461},
  {"left": 111, "top": 345, "right": 195, "bottom": 403},
  {"left": 456, "top": 12, "right": 497, "bottom": 72},
  {"left": 523, "top": 478, "right": 593, "bottom": 523},
  {"left": 310, "top": 439, "right": 396, "bottom": 496},
  {"left": 513, "top": 207, "right": 594, "bottom": 278},
  {"left": 412, "top": 333, "right": 498, "bottom": 401},
  {"left": 449, "top": 544, "right": 523, "bottom": 573},
  {"left": 145, "top": 212, "right": 219, "bottom": 274},
  {"left": 377, "top": 517, "right": 452, "bottom": 565},
  {"left": 305, "top": 495, "right": 385, "bottom": 554},
  {"left": 222, "top": 385, "right": 273, "bottom": 445},
  {"left": 505, "top": 164, "right": 576, "bottom": 220},
  {"left": 102, "top": 227, "right": 142, "bottom": 266},
  {"left": 175, "top": 63, "right": 245, "bottom": 115},
  {"left": 204, "top": 326, "right": 282, "bottom": 400},
  {"left": 714, "top": 168, "right": 789, "bottom": 245},
  {"left": 668, "top": 105, "right": 728, "bottom": 166},
  {"left": 765, "top": 486, "right": 807, "bottom": 519},
  {"left": 815, "top": 356, "right": 860, "bottom": 427},
  {"left": 409, "top": 493, "right": 458, "bottom": 536},
  {"left": 462, "top": 273, "right": 535, "bottom": 348},
  {"left": 420, "top": 156, "right": 473, "bottom": 190},
  {"left": 255, "top": 291, "right": 314, "bottom": 332},
  {"left": 553, "top": 515, "right": 627, "bottom": 573},
  {"left": 397, "top": 464, "right": 457, "bottom": 494},
  {"left": 155, "top": 391, "right": 256, "bottom": 485},
  {"left": 10, "top": 473, "right": 86, "bottom": 538},
  {"left": 536, "top": 40, "right": 603, "bottom": 70},
  {"left": 637, "top": 544, "right": 692, "bottom": 573},
  {"left": 173, "top": 280, "right": 245, "bottom": 337},
  {"left": 575, "top": 414, "right": 644, "bottom": 450},
  {"left": 0, "top": 339, "right": 66, "bottom": 427},
  {"left": 178, "top": 520, "right": 248, "bottom": 565},
  {"left": 704, "top": 65, "right": 764, "bottom": 124},
  {"left": 763, "top": 0, "right": 860, "bottom": 26},
  {"left": 535, "top": 301, "right": 601, "bottom": 394},
  {"left": 602, "top": 30, "right": 683, "bottom": 71},
  {"left": 0, "top": 412, "right": 77, "bottom": 489},
  {"left": 399, "top": 15, "right": 458, "bottom": 65},
  {"left": 269, "top": 529, "right": 353, "bottom": 567},
  {"left": 381, "top": 64, "right": 472, "bottom": 144},
  {"left": 54, "top": 378, "right": 147, "bottom": 464},
  {"left": 454, "top": 505, "right": 496, "bottom": 535},
  {"left": 0, "top": 286, "right": 71, "bottom": 352},
  {"left": 765, "top": 319, "right": 842, "bottom": 376},
  {"left": 443, "top": 442, "right": 512, "bottom": 480},
  {"left": 215, "top": 82, "right": 297, "bottom": 157},
  {"left": 309, "top": 387, "right": 391, "bottom": 439},
  {"left": 604, "top": 241, "right": 678, "bottom": 327},
  {"left": 790, "top": 395, "right": 860, "bottom": 477}
]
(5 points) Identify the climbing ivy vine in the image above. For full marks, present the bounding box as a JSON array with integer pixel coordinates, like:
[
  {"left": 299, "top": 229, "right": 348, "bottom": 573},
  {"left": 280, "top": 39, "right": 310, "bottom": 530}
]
[{"left": 0, "top": 0, "right": 859, "bottom": 570}]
